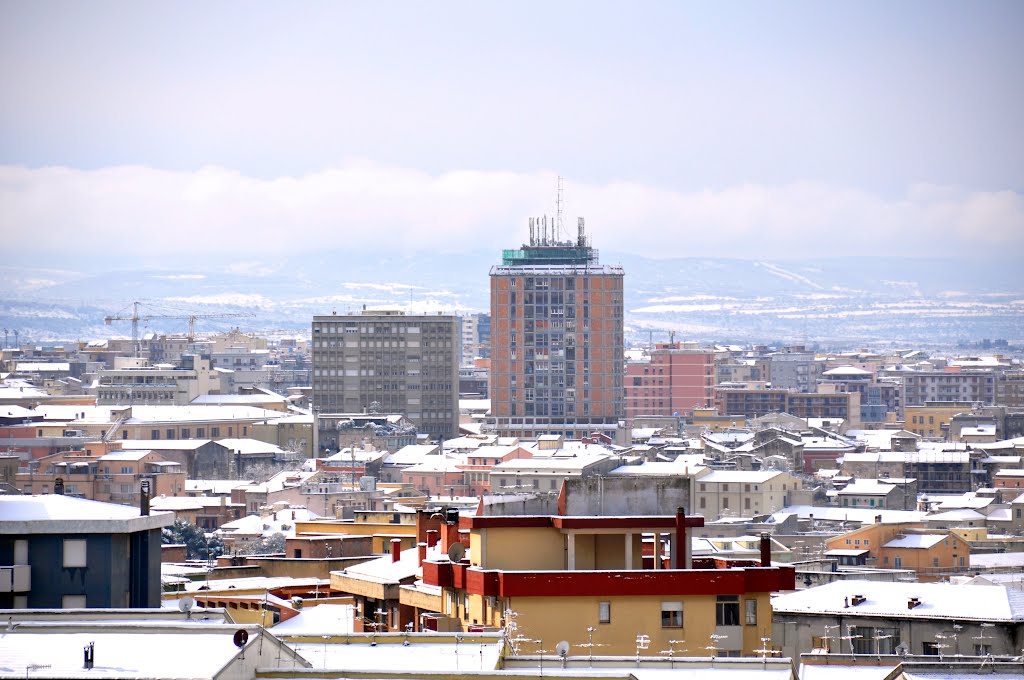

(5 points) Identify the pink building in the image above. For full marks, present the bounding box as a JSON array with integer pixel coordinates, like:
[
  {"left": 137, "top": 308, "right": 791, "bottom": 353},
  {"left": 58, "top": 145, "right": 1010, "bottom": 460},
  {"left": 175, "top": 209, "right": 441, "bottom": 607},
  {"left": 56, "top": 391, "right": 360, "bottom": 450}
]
[{"left": 625, "top": 343, "right": 714, "bottom": 425}]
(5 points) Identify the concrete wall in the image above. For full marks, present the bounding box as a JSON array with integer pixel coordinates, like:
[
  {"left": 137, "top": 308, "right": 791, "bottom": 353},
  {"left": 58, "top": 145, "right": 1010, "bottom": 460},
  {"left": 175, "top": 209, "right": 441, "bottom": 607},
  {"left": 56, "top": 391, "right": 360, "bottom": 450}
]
[{"left": 563, "top": 476, "right": 691, "bottom": 516}]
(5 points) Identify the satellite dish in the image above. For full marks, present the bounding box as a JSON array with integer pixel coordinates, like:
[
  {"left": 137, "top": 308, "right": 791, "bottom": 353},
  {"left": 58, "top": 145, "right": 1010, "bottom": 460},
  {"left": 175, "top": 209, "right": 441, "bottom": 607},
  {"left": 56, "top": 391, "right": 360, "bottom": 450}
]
[
  {"left": 447, "top": 541, "right": 466, "bottom": 563},
  {"left": 895, "top": 642, "right": 909, "bottom": 657},
  {"left": 555, "top": 640, "right": 570, "bottom": 658},
  {"left": 178, "top": 596, "right": 195, "bottom": 613},
  {"left": 233, "top": 629, "right": 249, "bottom": 649}
]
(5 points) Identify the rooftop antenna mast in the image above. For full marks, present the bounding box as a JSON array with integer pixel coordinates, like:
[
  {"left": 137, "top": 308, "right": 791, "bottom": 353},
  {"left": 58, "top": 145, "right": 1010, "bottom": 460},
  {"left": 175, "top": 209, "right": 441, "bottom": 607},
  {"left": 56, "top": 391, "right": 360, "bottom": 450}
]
[{"left": 555, "top": 175, "right": 564, "bottom": 242}]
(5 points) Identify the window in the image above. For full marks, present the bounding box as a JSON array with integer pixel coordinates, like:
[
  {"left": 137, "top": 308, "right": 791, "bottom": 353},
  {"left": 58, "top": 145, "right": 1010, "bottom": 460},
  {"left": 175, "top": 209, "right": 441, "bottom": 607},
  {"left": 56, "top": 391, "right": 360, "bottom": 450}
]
[
  {"left": 932, "top": 557, "right": 939, "bottom": 568},
  {"left": 922, "top": 641, "right": 939, "bottom": 656},
  {"left": 151, "top": 429, "right": 160, "bottom": 440},
  {"left": 62, "top": 594, "right": 87, "bottom": 608},
  {"left": 211, "top": 427, "right": 220, "bottom": 437},
  {"left": 699, "top": 497, "right": 706, "bottom": 509},
  {"left": 661, "top": 601, "right": 683, "bottom": 628},
  {"left": 894, "top": 556, "right": 902, "bottom": 569},
  {"left": 598, "top": 601, "right": 611, "bottom": 624},
  {"left": 716, "top": 595, "right": 740, "bottom": 626},
  {"left": 745, "top": 599, "right": 757, "bottom": 625},
  {"left": 166, "top": 429, "right": 174, "bottom": 439},
  {"left": 975, "top": 644, "right": 992, "bottom": 656},
  {"left": 851, "top": 627, "right": 899, "bottom": 655},
  {"left": 63, "top": 539, "right": 87, "bottom": 567}
]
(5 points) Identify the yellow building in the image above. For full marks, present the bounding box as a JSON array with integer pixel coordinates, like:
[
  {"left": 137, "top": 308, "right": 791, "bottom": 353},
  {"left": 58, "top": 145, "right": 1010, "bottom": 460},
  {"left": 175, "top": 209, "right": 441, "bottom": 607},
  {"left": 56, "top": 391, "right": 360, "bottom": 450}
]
[
  {"left": 904, "top": 402, "right": 974, "bottom": 439},
  {"left": 422, "top": 510, "right": 795, "bottom": 656}
]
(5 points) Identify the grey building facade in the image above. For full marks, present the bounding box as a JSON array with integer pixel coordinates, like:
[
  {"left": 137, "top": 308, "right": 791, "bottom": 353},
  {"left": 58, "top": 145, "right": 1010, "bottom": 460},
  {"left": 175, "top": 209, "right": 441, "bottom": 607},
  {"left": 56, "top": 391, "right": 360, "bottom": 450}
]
[
  {"left": 311, "top": 310, "right": 460, "bottom": 440},
  {"left": 0, "top": 494, "right": 172, "bottom": 608}
]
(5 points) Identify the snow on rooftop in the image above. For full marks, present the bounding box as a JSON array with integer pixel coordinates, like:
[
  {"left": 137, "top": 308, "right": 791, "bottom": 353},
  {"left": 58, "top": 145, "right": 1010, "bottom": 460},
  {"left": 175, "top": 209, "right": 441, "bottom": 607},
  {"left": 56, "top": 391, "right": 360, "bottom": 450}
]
[
  {"left": 285, "top": 634, "right": 502, "bottom": 674},
  {"left": 772, "top": 580, "right": 1024, "bottom": 622},
  {"left": 0, "top": 624, "right": 307, "bottom": 678},
  {"left": 270, "top": 603, "right": 355, "bottom": 634},
  {"left": 0, "top": 495, "right": 173, "bottom": 530},
  {"left": 882, "top": 533, "right": 946, "bottom": 549}
]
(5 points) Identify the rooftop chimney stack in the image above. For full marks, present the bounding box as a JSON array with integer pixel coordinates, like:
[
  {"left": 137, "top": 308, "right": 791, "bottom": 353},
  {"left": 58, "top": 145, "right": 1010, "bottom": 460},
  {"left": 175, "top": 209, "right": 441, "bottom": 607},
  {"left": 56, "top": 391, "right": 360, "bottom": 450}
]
[
  {"left": 759, "top": 532, "right": 772, "bottom": 567},
  {"left": 140, "top": 480, "right": 150, "bottom": 516},
  {"left": 390, "top": 538, "right": 402, "bottom": 563}
]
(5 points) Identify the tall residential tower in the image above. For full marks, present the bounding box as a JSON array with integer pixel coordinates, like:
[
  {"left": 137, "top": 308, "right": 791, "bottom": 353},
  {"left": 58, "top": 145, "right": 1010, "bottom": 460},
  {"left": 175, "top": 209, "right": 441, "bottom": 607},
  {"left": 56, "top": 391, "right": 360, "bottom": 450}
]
[{"left": 487, "top": 215, "right": 624, "bottom": 439}]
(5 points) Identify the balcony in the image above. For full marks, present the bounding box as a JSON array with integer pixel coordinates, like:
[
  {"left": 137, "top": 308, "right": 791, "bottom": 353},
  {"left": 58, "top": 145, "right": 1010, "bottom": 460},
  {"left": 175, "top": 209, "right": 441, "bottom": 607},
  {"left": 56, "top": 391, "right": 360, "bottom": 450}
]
[{"left": 0, "top": 565, "right": 30, "bottom": 593}]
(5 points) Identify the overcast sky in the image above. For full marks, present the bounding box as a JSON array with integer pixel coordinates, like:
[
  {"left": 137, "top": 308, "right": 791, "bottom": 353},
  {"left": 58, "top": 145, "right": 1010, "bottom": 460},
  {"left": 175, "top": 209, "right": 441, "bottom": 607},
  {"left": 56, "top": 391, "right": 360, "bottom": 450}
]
[{"left": 1, "top": 1, "right": 1022, "bottom": 263}]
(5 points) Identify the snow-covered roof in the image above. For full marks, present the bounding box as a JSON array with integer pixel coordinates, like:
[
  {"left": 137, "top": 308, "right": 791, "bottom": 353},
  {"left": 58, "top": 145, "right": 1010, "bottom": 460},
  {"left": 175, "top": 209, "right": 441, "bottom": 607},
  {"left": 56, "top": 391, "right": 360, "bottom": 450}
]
[
  {"left": 215, "top": 437, "right": 288, "bottom": 455},
  {"left": 385, "top": 445, "right": 441, "bottom": 465},
  {"left": 607, "top": 460, "right": 705, "bottom": 476},
  {"left": 122, "top": 405, "right": 288, "bottom": 424},
  {"left": 191, "top": 393, "right": 286, "bottom": 405},
  {"left": 696, "top": 470, "right": 790, "bottom": 483},
  {"left": 767, "top": 505, "right": 926, "bottom": 524},
  {"left": 924, "top": 509, "right": 986, "bottom": 522},
  {"left": 0, "top": 623, "right": 308, "bottom": 678},
  {"left": 14, "top": 362, "right": 70, "bottom": 372},
  {"left": 772, "top": 579, "right": 1024, "bottom": 622},
  {"left": 97, "top": 450, "right": 153, "bottom": 462},
  {"left": 184, "top": 479, "right": 251, "bottom": 494},
  {"left": 0, "top": 495, "right": 173, "bottom": 533},
  {"left": 970, "top": 552, "right": 1024, "bottom": 569},
  {"left": 219, "top": 507, "right": 320, "bottom": 537},
  {"left": 271, "top": 603, "right": 355, "bottom": 634},
  {"left": 883, "top": 533, "right": 947, "bottom": 549},
  {"left": 341, "top": 542, "right": 446, "bottom": 584},
  {"left": 822, "top": 366, "right": 871, "bottom": 377},
  {"left": 285, "top": 633, "right": 502, "bottom": 674}
]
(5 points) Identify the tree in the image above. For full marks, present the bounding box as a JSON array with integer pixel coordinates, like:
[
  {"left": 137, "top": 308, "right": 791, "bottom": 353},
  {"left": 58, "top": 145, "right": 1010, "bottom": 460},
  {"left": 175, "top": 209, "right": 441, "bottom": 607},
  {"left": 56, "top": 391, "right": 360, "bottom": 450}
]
[
  {"left": 162, "top": 519, "right": 225, "bottom": 561},
  {"left": 237, "top": 532, "right": 287, "bottom": 556}
]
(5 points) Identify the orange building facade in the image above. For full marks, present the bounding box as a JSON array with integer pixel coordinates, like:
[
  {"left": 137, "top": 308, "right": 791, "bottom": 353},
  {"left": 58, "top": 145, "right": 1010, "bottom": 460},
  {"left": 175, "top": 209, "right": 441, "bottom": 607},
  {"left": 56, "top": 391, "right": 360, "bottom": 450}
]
[{"left": 487, "top": 218, "right": 624, "bottom": 439}]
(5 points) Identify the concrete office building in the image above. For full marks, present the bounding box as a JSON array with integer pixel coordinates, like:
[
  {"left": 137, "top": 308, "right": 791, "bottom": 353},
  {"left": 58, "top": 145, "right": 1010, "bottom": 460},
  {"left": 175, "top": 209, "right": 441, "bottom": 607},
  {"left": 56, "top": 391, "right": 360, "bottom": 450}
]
[
  {"left": 312, "top": 310, "right": 459, "bottom": 440},
  {"left": 487, "top": 215, "right": 625, "bottom": 439}
]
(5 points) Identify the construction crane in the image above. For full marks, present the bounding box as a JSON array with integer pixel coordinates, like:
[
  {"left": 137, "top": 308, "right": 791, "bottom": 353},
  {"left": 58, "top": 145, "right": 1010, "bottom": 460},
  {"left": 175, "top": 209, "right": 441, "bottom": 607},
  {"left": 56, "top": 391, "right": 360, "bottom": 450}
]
[{"left": 103, "top": 301, "right": 253, "bottom": 357}]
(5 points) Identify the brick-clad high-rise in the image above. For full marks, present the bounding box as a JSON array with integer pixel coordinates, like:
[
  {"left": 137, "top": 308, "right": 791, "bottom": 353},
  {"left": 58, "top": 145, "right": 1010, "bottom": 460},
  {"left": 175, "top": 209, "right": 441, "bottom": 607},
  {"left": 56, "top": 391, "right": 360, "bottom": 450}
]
[{"left": 487, "top": 216, "right": 624, "bottom": 439}]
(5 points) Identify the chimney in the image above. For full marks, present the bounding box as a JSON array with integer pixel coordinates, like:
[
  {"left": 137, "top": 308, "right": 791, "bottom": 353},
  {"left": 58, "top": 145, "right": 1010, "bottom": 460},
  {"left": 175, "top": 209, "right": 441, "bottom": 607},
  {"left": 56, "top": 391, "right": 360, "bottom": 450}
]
[
  {"left": 907, "top": 597, "right": 921, "bottom": 609},
  {"left": 140, "top": 480, "right": 150, "bottom": 516},
  {"left": 426, "top": 530, "right": 439, "bottom": 548},
  {"left": 875, "top": 514, "right": 882, "bottom": 524},
  {"left": 442, "top": 522, "right": 460, "bottom": 554},
  {"left": 83, "top": 642, "right": 95, "bottom": 670},
  {"left": 674, "top": 507, "right": 687, "bottom": 569},
  {"left": 418, "top": 542, "right": 427, "bottom": 566},
  {"left": 390, "top": 538, "right": 402, "bottom": 563},
  {"left": 759, "top": 532, "right": 772, "bottom": 567}
]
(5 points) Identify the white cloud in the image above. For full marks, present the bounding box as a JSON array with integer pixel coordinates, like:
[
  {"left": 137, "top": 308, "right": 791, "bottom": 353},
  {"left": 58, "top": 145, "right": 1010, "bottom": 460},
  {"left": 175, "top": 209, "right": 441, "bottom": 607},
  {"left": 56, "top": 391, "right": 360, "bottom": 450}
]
[{"left": 1, "top": 163, "right": 1021, "bottom": 260}]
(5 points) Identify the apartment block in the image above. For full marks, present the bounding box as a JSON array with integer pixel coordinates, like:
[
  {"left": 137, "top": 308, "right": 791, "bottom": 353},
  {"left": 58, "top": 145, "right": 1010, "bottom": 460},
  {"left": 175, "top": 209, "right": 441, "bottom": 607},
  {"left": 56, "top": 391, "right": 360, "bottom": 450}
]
[
  {"left": 312, "top": 310, "right": 459, "bottom": 440},
  {"left": 488, "top": 216, "right": 624, "bottom": 439},
  {"left": 625, "top": 343, "right": 714, "bottom": 424}
]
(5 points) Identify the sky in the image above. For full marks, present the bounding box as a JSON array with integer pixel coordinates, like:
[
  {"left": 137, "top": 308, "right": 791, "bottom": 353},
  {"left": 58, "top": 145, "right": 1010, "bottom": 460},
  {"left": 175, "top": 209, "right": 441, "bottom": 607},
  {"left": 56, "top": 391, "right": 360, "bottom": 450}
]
[{"left": 1, "top": 1, "right": 1022, "bottom": 263}]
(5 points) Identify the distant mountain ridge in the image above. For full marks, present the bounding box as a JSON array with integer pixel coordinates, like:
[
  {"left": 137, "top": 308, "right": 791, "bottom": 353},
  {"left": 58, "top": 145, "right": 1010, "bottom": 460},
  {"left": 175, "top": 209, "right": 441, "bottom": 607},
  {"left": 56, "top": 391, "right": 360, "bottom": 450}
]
[{"left": 1, "top": 253, "right": 1020, "bottom": 346}]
